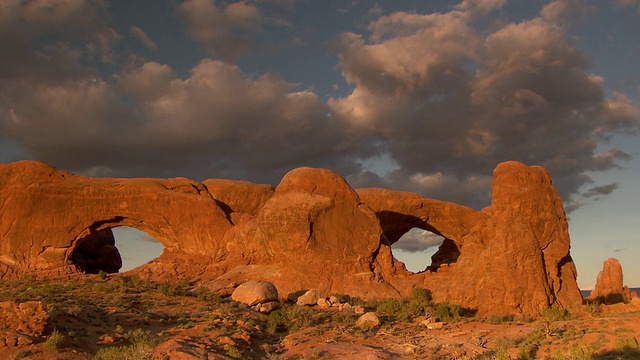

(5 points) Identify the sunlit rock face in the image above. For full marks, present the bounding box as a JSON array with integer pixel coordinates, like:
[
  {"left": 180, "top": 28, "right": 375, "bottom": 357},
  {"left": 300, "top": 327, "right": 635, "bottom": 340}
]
[
  {"left": 586, "top": 258, "right": 634, "bottom": 304},
  {"left": 0, "top": 160, "right": 582, "bottom": 317},
  {"left": 358, "top": 161, "right": 583, "bottom": 316}
]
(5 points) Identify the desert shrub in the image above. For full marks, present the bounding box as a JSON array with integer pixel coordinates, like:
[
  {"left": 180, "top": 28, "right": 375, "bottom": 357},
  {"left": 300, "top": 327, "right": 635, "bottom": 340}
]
[
  {"left": 94, "top": 328, "right": 157, "bottom": 360},
  {"left": 396, "top": 301, "right": 424, "bottom": 322},
  {"left": 123, "top": 328, "right": 155, "bottom": 347},
  {"left": 410, "top": 288, "right": 432, "bottom": 304},
  {"left": 542, "top": 305, "right": 569, "bottom": 322},
  {"left": 156, "top": 282, "right": 187, "bottom": 297},
  {"left": 97, "top": 270, "right": 107, "bottom": 280},
  {"left": 517, "top": 347, "right": 535, "bottom": 360},
  {"left": 615, "top": 336, "right": 639, "bottom": 352},
  {"left": 375, "top": 298, "right": 402, "bottom": 318},
  {"left": 94, "top": 343, "right": 153, "bottom": 360},
  {"left": 493, "top": 336, "right": 515, "bottom": 351},
  {"left": 267, "top": 304, "right": 320, "bottom": 334},
  {"left": 45, "top": 329, "right": 65, "bottom": 352},
  {"left": 192, "top": 287, "right": 222, "bottom": 304},
  {"left": 583, "top": 301, "right": 601, "bottom": 317},
  {"left": 331, "top": 310, "right": 356, "bottom": 324},
  {"left": 434, "top": 302, "right": 463, "bottom": 322},
  {"left": 481, "top": 348, "right": 510, "bottom": 360},
  {"left": 565, "top": 340, "right": 593, "bottom": 360},
  {"left": 224, "top": 344, "right": 242, "bottom": 359}
]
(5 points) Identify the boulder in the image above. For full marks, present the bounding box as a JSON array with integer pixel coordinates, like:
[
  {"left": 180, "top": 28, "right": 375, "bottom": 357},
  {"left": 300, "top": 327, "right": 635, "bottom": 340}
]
[
  {"left": 296, "top": 289, "right": 323, "bottom": 306},
  {"left": 586, "top": 258, "right": 633, "bottom": 304},
  {"left": 317, "top": 298, "right": 331, "bottom": 309},
  {"left": 231, "top": 281, "right": 279, "bottom": 307},
  {"left": 0, "top": 301, "right": 49, "bottom": 337},
  {"left": 355, "top": 312, "right": 380, "bottom": 328}
]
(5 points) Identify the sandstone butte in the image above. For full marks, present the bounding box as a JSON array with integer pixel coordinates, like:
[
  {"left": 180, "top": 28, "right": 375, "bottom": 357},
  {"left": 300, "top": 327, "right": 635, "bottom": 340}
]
[
  {"left": 586, "top": 258, "right": 636, "bottom": 304},
  {"left": 0, "top": 160, "right": 584, "bottom": 317}
]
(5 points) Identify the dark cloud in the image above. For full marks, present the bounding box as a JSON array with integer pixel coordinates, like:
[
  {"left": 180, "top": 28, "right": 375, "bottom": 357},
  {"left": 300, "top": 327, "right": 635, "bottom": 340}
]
[
  {"left": 130, "top": 26, "right": 158, "bottom": 50},
  {"left": 583, "top": 183, "right": 619, "bottom": 198},
  {"left": 179, "top": 0, "right": 262, "bottom": 60},
  {"left": 0, "top": 0, "right": 639, "bottom": 240},
  {"left": 331, "top": 3, "right": 640, "bottom": 210}
]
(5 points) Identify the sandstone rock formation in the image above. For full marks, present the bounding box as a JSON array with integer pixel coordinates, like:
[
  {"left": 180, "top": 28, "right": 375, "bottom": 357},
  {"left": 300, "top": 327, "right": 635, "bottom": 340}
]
[
  {"left": 586, "top": 258, "right": 634, "bottom": 304},
  {"left": 0, "top": 160, "right": 232, "bottom": 277},
  {"left": 358, "top": 162, "right": 583, "bottom": 316},
  {"left": 70, "top": 228, "right": 122, "bottom": 274},
  {"left": 0, "top": 160, "right": 583, "bottom": 317},
  {"left": 0, "top": 301, "right": 49, "bottom": 347}
]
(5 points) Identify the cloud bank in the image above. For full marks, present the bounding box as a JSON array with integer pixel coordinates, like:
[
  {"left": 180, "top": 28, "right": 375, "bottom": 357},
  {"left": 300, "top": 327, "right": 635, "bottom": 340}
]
[{"left": 1, "top": 0, "right": 639, "bottom": 257}]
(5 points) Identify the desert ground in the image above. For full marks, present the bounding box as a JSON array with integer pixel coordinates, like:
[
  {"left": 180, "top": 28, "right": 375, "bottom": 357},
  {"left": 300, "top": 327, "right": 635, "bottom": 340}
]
[{"left": 1, "top": 273, "right": 639, "bottom": 360}]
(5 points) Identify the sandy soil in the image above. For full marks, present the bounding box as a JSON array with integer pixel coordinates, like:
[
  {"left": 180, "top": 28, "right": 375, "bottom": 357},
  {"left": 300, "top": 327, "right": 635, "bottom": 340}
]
[{"left": 1, "top": 274, "right": 639, "bottom": 359}]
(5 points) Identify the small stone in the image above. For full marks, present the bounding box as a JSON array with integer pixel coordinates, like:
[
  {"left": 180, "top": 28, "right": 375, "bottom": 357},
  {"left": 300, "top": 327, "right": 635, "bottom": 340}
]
[
  {"left": 340, "top": 303, "right": 352, "bottom": 312},
  {"left": 355, "top": 312, "right": 380, "bottom": 328},
  {"left": 259, "top": 301, "right": 280, "bottom": 313},
  {"left": 353, "top": 305, "right": 365, "bottom": 315},
  {"left": 296, "top": 289, "right": 323, "bottom": 306},
  {"left": 100, "top": 335, "right": 115, "bottom": 344},
  {"left": 6, "top": 337, "right": 17, "bottom": 347},
  {"left": 329, "top": 296, "right": 341, "bottom": 305},
  {"left": 427, "top": 322, "right": 444, "bottom": 330},
  {"left": 317, "top": 298, "right": 331, "bottom": 309},
  {"left": 17, "top": 336, "right": 32, "bottom": 346},
  {"left": 219, "top": 336, "right": 236, "bottom": 346}
]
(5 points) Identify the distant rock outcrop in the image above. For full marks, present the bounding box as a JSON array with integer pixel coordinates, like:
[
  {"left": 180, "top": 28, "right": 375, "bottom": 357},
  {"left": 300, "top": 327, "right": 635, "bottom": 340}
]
[
  {"left": 586, "top": 258, "right": 634, "bottom": 304},
  {"left": 0, "top": 160, "right": 583, "bottom": 317}
]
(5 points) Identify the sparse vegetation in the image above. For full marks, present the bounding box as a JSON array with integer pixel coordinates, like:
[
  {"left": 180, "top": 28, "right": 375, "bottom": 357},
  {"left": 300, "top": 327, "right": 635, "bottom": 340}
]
[
  {"left": 1, "top": 276, "right": 639, "bottom": 359},
  {"left": 45, "top": 328, "right": 65, "bottom": 352}
]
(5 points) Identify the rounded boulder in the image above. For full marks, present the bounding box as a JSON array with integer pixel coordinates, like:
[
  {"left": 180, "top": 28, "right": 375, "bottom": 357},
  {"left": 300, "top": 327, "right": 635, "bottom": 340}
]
[{"left": 231, "top": 281, "right": 279, "bottom": 306}]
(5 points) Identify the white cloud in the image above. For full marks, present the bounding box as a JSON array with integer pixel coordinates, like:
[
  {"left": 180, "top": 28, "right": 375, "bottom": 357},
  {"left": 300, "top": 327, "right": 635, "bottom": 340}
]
[
  {"left": 331, "top": 5, "right": 640, "bottom": 210},
  {"left": 392, "top": 229, "right": 445, "bottom": 253}
]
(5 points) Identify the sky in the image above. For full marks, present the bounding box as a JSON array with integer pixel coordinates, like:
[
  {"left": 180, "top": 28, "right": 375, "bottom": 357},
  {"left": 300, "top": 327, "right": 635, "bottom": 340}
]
[{"left": 1, "top": 0, "right": 639, "bottom": 289}]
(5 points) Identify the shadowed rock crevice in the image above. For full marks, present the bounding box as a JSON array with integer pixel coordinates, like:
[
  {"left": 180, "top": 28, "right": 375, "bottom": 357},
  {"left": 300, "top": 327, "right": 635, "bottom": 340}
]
[{"left": 69, "top": 228, "right": 122, "bottom": 274}]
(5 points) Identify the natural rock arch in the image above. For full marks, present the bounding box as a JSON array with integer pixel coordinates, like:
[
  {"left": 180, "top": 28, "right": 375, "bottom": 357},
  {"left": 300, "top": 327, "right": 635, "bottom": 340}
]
[
  {"left": 0, "top": 161, "right": 232, "bottom": 275},
  {"left": 0, "top": 160, "right": 583, "bottom": 317}
]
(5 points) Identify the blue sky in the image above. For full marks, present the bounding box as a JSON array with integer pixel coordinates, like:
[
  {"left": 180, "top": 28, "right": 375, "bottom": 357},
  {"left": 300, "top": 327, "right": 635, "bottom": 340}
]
[{"left": 1, "top": 0, "right": 639, "bottom": 289}]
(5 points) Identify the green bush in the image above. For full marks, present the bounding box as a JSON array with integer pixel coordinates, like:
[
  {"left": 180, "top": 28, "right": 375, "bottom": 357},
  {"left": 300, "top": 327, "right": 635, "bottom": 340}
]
[
  {"left": 542, "top": 305, "right": 569, "bottom": 322},
  {"left": 435, "top": 302, "right": 462, "bottom": 322},
  {"left": 45, "top": 329, "right": 65, "bottom": 352},
  {"left": 615, "top": 336, "right": 639, "bottom": 352},
  {"left": 410, "top": 288, "right": 432, "bottom": 305},
  {"left": 375, "top": 298, "right": 402, "bottom": 318},
  {"left": 267, "top": 304, "right": 320, "bottom": 334}
]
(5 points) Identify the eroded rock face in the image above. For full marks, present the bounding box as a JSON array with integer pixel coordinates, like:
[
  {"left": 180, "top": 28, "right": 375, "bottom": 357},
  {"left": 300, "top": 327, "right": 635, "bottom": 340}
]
[
  {"left": 0, "top": 301, "right": 49, "bottom": 338},
  {"left": 0, "top": 160, "right": 583, "bottom": 317},
  {"left": 358, "top": 161, "right": 583, "bottom": 316},
  {"left": 0, "top": 160, "right": 232, "bottom": 276},
  {"left": 586, "top": 258, "right": 633, "bottom": 304}
]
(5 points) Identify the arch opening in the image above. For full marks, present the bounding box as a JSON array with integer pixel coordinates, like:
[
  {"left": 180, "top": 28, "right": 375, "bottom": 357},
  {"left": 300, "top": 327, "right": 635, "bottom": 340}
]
[
  {"left": 112, "top": 227, "right": 164, "bottom": 272},
  {"left": 391, "top": 228, "right": 460, "bottom": 273},
  {"left": 68, "top": 226, "right": 164, "bottom": 274}
]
